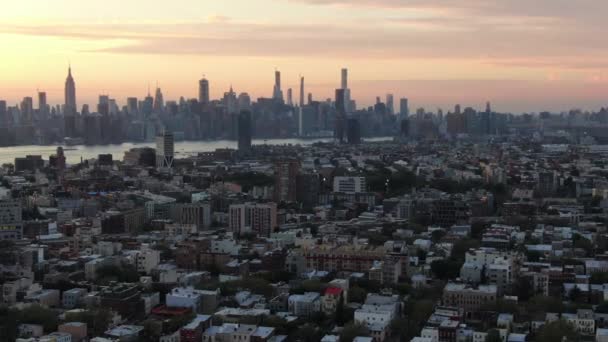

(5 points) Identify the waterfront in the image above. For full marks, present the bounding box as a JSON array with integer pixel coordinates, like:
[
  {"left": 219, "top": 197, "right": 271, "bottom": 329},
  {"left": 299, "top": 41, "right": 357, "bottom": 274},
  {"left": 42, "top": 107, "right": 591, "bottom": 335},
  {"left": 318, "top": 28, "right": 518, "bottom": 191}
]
[{"left": 0, "top": 137, "right": 393, "bottom": 165}]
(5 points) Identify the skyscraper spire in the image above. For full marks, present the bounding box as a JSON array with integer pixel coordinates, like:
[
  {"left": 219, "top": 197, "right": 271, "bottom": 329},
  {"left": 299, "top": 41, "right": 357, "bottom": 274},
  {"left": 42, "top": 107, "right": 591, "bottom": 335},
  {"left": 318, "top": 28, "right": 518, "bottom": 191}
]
[{"left": 64, "top": 64, "right": 77, "bottom": 115}]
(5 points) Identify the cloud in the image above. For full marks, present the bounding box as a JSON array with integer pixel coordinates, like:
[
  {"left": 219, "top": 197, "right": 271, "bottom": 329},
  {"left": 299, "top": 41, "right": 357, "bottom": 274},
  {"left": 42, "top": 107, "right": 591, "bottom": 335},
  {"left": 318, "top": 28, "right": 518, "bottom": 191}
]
[{"left": 1, "top": 8, "right": 607, "bottom": 73}]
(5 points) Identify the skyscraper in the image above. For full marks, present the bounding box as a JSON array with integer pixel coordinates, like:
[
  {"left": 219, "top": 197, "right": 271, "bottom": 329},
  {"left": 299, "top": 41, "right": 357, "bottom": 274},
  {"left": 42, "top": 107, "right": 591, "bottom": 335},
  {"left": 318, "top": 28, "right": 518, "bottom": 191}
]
[
  {"left": 127, "top": 97, "right": 138, "bottom": 116},
  {"left": 153, "top": 87, "right": 164, "bottom": 113},
  {"left": 199, "top": 77, "right": 209, "bottom": 104},
  {"left": 386, "top": 94, "right": 394, "bottom": 115},
  {"left": 340, "top": 68, "right": 351, "bottom": 113},
  {"left": 346, "top": 117, "right": 361, "bottom": 144},
  {"left": 0, "top": 101, "right": 7, "bottom": 128},
  {"left": 274, "top": 160, "right": 300, "bottom": 203},
  {"left": 299, "top": 76, "right": 305, "bottom": 107},
  {"left": 238, "top": 93, "right": 252, "bottom": 112},
  {"left": 287, "top": 88, "right": 293, "bottom": 106},
  {"left": 64, "top": 66, "right": 77, "bottom": 115},
  {"left": 20, "top": 97, "right": 33, "bottom": 124},
  {"left": 38, "top": 92, "right": 47, "bottom": 117},
  {"left": 335, "top": 89, "right": 346, "bottom": 143},
  {"left": 98, "top": 95, "right": 110, "bottom": 116},
  {"left": 399, "top": 98, "right": 409, "bottom": 118},
  {"left": 156, "top": 130, "right": 174, "bottom": 169},
  {"left": 237, "top": 110, "right": 252, "bottom": 153},
  {"left": 273, "top": 70, "right": 283, "bottom": 101}
]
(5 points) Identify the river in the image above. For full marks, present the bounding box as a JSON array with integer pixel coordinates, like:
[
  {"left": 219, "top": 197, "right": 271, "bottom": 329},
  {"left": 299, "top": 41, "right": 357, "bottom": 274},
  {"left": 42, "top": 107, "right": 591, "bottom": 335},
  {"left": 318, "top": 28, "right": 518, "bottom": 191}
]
[{"left": 0, "top": 137, "right": 393, "bottom": 165}]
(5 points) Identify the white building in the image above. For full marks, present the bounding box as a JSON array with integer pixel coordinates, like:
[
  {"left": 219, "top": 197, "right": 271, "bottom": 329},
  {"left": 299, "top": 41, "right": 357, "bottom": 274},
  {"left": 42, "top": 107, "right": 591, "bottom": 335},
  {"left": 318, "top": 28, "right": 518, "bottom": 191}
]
[
  {"left": 135, "top": 244, "right": 161, "bottom": 274},
  {"left": 62, "top": 288, "right": 87, "bottom": 309},
  {"left": 333, "top": 176, "right": 366, "bottom": 194},
  {"left": 288, "top": 292, "right": 321, "bottom": 317}
]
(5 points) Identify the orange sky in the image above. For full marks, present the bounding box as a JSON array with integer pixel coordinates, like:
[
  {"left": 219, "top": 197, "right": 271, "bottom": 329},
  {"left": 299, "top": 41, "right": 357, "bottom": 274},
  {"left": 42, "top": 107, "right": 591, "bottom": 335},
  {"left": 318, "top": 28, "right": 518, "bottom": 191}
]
[{"left": 1, "top": 0, "right": 607, "bottom": 112}]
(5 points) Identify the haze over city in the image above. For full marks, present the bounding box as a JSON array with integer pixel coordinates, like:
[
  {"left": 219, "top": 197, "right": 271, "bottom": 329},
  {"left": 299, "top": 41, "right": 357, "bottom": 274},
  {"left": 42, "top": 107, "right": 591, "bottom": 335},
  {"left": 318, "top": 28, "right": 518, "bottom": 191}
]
[{"left": 2, "top": 0, "right": 608, "bottom": 112}]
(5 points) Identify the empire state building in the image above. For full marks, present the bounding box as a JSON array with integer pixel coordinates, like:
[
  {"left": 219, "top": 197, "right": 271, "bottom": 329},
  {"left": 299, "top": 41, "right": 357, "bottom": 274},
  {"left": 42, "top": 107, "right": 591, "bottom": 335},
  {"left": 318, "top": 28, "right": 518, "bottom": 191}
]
[{"left": 64, "top": 66, "right": 77, "bottom": 114}]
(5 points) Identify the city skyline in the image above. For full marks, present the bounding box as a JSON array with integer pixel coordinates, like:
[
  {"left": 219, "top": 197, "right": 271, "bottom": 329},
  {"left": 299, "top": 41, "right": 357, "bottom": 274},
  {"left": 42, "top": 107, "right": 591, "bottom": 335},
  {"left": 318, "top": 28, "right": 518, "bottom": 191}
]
[{"left": 1, "top": 0, "right": 608, "bottom": 112}]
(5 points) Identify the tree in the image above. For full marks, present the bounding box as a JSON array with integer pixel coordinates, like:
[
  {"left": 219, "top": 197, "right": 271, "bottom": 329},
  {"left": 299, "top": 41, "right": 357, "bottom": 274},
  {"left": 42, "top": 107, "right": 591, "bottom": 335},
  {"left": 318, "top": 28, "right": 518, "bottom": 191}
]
[
  {"left": 335, "top": 293, "right": 345, "bottom": 326},
  {"left": 294, "top": 323, "right": 322, "bottom": 342},
  {"left": 535, "top": 320, "right": 580, "bottom": 342},
  {"left": 485, "top": 329, "right": 501, "bottom": 342},
  {"left": 597, "top": 301, "right": 608, "bottom": 314},
  {"left": 18, "top": 305, "right": 58, "bottom": 333},
  {"left": 573, "top": 234, "right": 594, "bottom": 256},
  {"left": 0, "top": 306, "right": 19, "bottom": 341},
  {"left": 65, "top": 308, "right": 112, "bottom": 337},
  {"left": 390, "top": 317, "right": 409, "bottom": 339},
  {"left": 568, "top": 286, "right": 583, "bottom": 302},
  {"left": 348, "top": 286, "right": 367, "bottom": 303},
  {"left": 451, "top": 238, "right": 481, "bottom": 261},
  {"left": 526, "top": 296, "right": 564, "bottom": 317},
  {"left": 590, "top": 271, "right": 608, "bottom": 284},
  {"left": 340, "top": 322, "right": 370, "bottom": 342},
  {"left": 512, "top": 277, "right": 534, "bottom": 301},
  {"left": 430, "top": 259, "right": 460, "bottom": 280},
  {"left": 431, "top": 229, "right": 446, "bottom": 243}
]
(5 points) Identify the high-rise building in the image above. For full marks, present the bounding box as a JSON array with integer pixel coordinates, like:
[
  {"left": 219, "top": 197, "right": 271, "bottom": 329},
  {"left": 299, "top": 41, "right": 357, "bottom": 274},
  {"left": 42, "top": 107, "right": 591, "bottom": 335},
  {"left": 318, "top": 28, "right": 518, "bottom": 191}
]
[
  {"left": 346, "top": 118, "right": 361, "bottom": 144},
  {"left": 287, "top": 88, "right": 293, "bottom": 106},
  {"left": 273, "top": 70, "right": 283, "bottom": 101},
  {"left": 142, "top": 90, "right": 154, "bottom": 117},
  {"left": 0, "top": 198, "right": 23, "bottom": 240},
  {"left": 38, "top": 92, "right": 47, "bottom": 118},
  {"left": 98, "top": 95, "right": 110, "bottom": 116},
  {"left": 237, "top": 93, "right": 251, "bottom": 112},
  {"left": 156, "top": 130, "right": 174, "bottom": 169},
  {"left": 399, "top": 98, "right": 409, "bottom": 118},
  {"left": 300, "top": 76, "right": 305, "bottom": 107},
  {"left": 199, "top": 77, "right": 210, "bottom": 104},
  {"left": 20, "top": 97, "right": 34, "bottom": 124},
  {"left": 127, "top": 97, "right": 138, "bottom": 116},
  {"left": 229, "top": 202, "right": 277, "bottom": 237},
  {"left": 296, "top": 173, "right": 320, "bottom": 210},
  {"left": 237, "top": 110, "right": 252, "bottom": 153},
  {"left": 386, "top": 94, "right": 394, "bottom": 115},
  {"left": 334, "top": 89, "right": 346, "bottom": 143},
  {"left": 64, "top": 66, "right": 77, "bottom": 115},
  {"left": 0, "top": 101, "right": 7, "bottom": 128},
  {"left": 274, "top": 160, "right": 300, "bottom": 203},
  {"left": 333, "top": 176, "right": 366, "bottom": 194},
  {"left": 308, "top": 93, "right": 313, "bottom": 105},
  {"left": 223, "top": 86, "right": 238, "bottom": 114},
  {"left": 153, "top": 87, "right": 164, "bottom": 113},
  {"left": 340, "top": 68, "right": 351, "bottom": 113}
]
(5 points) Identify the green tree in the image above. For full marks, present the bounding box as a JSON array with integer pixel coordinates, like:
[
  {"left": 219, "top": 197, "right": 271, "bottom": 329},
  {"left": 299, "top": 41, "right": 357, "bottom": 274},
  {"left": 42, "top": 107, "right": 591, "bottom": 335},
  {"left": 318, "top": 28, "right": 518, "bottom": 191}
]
[
  {"left": 526, "top": 296, "right": 564, "bottom": 317},
  {"left": 451, "top": 238, "right": 481, "bottom": 261},
  {"left": 65, "top": 308, "right": 112, "bottom": 337},
  {"left": 348, "top": 286, "right": 367, "bottom": 303},
  {"left": 430, "top": 259, "right": 460, "bottom": 280},
  {"left": 536, "top": 320, "right": 580, "bottom": 342},
  {"left": 294, "top": 323, "right": 322, "bottom": 342},
  {"left": 390, "top": 317, "right": 409, "bottom": 340},
  {"left": 340, "top": 322, "right": 370, "bottom": 342},
  {"left": 19, "top": 305, "right": 58, "bottom": 333},
  {"left": 590, "top": 271, "right": 608, "bottom": 284},
  {"left": 0, "top": 306, "right": 19, "bottom": 341},
  {"left": 335, "top": 293, "right": 345, "bottom": 326},
  {"left": 485, "top": 329, "right": 502, "bottom": 342}
]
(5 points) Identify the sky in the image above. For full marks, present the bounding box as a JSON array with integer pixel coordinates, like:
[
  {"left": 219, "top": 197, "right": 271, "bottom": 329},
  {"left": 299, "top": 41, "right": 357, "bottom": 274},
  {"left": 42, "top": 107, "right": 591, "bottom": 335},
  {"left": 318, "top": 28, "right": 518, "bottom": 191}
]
[{"left": 1, "top": 0, "right": 607, "bottom": 113}]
